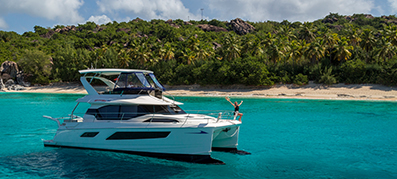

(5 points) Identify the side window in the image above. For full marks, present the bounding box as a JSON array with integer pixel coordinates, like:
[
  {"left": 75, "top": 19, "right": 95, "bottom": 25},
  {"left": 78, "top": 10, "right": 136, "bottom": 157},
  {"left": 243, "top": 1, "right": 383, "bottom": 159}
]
[
  {"left": 138, "top": 105, "right": 176, "bottom": 114},
  {"left": 138, "top": 105, "right": 153, "bottom": 113},
  {"left": 120, "top": 105, "right": 138, "bottom": 119},
  {"left": 86, "top": 105, "right": 185, "bottom": 120},
  {"left": 154, "top": 105, "right": 171, "bottom": 114},
  {"left": 171, "top": 105, "right": 186, "bottom": 114},
  {"left": 97, "top": 105, "right": 120, "bottom": 120}
]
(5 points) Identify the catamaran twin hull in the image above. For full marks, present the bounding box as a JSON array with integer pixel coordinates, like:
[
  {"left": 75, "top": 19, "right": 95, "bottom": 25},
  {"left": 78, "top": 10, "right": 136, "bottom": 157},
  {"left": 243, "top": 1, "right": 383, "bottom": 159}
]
[
  {"left": 44, "top": 116, "right": 241, "bottom": 164},
  {"left": 43, "top": 69, "right": 248, "bottom": 164}
]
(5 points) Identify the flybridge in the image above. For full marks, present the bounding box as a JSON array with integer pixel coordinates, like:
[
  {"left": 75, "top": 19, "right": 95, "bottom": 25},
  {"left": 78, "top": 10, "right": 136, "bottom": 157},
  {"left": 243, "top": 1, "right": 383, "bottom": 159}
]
[{"left": 79, "top": 68, "right": 165, "bottom": 97}]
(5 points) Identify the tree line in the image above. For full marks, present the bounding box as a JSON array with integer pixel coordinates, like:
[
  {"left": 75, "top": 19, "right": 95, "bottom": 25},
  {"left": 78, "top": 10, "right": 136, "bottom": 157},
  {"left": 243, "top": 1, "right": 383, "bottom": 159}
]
[{"left": 2, "top": 13, "right": 397, "bottom": 86}]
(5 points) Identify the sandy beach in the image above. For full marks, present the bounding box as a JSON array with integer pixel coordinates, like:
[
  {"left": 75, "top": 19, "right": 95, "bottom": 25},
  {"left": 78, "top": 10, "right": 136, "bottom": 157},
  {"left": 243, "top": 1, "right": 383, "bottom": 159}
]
[{"left": 3, "top": 81, "right": 397, "bottom": 101}]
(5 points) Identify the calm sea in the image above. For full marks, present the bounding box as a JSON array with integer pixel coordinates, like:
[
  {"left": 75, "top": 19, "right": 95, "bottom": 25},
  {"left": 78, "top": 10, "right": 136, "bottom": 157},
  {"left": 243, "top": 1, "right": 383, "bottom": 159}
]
[{"left": 0, "top": 93, "right": 396, "bottom": 179}]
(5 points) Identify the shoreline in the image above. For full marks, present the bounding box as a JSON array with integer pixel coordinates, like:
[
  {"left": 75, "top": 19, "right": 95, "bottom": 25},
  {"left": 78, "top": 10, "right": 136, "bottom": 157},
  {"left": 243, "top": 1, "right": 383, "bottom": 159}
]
[{"left": 2, "top": 82, "right": 397, "bottom": 101}]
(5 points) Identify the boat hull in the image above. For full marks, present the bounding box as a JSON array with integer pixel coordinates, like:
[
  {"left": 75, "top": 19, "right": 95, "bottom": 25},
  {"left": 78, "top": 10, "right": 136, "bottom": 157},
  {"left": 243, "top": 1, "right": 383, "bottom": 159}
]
[{"left": 43, "top": 125, "right": 235, "bottom": 163}]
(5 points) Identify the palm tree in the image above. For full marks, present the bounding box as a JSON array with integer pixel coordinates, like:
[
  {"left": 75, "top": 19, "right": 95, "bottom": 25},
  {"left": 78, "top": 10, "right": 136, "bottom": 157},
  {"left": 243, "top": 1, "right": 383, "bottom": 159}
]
[
  {"left": 360, "top": 29, "right": 377, "bottom": 62},
  {"left": 278, "top": 25, "right": 297, "bottom": 42},
  {"left": 344, "top": 25, "right": 361, "bottom": 47},
  {"left": 196, "top": 42, "right": 213, "bottom": 61},
  {"left": 268, "top": 40, "right": 286, "bottom": 63},
  {"left": 287, "top": 40, "right": 304, "bottom": 72},
  {"left": 332, "top": 37, "right": 353, "bottom": 62},
  {"left": 304, "top": 37, "right": 326, "bottom": 64},
  {"left": 241, "top": 35, "right": 255, "bottom": 56},
  {"left": 375, "top": 37, "right": 397, "bottom": 62},
  {"left": 180, "top": 48, "right": 196, "bottom": 64},
  {"left": 221, "top": 33, "right": 241, "bottom": 61},
  {"left": 158, "top": 42, "right": 175, "bottom": 61},
  {"left": 381, "top": 25, "right": 397, "bottom": 46},
  {"left": 299, "top": 22, "right": 316, "bottom": 43},
  {"left": 117, "top": 49, "right": 131, "bottom": 68},
  {"left": 320, "top": 31, "right": 338, "bottom": 64},
  {"left": 241, "top": 34, "right": 265, "bottom": 57},
  {"left": 130, "top": 42, "right": 152, "bottom": 66}
]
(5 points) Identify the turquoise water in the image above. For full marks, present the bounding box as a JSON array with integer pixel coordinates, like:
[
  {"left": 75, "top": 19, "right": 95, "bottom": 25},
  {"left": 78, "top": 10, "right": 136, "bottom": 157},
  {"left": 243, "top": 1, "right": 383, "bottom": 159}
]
[{"left": 0, "top": 93, "right": 396, "bottom": 178}]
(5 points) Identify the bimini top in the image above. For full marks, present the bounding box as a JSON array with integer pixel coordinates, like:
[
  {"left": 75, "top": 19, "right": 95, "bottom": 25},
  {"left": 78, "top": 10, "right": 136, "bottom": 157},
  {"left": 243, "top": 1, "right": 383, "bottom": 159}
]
[
  {"left": 76, "top": 94, "right": 182, "bottom": 105},
  {"left": 79, "top": 68, "right": 153, "bottom": 76},
  {"left": 79, "top": 68, "right": 165, "bottom": 96}
]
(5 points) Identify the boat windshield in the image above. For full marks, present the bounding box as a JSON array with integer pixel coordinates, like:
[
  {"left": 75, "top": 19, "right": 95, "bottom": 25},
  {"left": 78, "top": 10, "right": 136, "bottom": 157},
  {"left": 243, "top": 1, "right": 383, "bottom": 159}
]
[
  {"left": 81, "top": 70, "right": 165, "bottom": 95},
  {"left": 115, "top": 72, "right": 153, "bottom": 89}
]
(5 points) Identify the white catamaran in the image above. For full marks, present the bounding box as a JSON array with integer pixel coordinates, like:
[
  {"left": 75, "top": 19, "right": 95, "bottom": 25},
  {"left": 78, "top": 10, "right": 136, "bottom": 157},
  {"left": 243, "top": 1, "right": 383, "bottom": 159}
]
[{"left": 44, "top": 69, "right": 248, "bottom": 164}]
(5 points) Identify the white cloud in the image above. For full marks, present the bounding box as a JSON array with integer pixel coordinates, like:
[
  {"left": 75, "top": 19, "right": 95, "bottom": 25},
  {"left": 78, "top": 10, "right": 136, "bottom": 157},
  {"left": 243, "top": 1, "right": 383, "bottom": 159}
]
[
  {"left": 87, "top": 15, "right": 112, "bottom": 25},
  {"left": 207, "top": 0, "right": 374, "bottom": 22},
  {"left": 0, "top": 17, "right": 8, "bottom": 29},
  {"left": 96, "top": 0, "right": 201, "bottom": 20},
  {"left": 0, "top": 0, "right": 84, "bottom": 24},
  {"left": 388, "top": 0, "right": 397, "bottom": 13}
]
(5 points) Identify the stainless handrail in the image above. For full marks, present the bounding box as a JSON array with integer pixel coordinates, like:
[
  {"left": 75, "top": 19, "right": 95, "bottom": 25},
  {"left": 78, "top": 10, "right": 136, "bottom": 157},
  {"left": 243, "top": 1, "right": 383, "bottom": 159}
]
[{"left": 46, "top": 110, "right": 236, "bottom": 124}]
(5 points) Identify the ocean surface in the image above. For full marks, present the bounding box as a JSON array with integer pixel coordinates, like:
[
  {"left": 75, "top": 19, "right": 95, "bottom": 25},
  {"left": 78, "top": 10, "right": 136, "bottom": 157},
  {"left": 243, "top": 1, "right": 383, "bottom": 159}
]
[{"left": 0, "top": 93, "right": 396, "bottom": 179}]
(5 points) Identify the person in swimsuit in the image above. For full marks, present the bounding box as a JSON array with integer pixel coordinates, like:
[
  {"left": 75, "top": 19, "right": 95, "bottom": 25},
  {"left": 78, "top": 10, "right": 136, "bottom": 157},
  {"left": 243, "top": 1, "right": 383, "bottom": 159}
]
[{"left": 225, "top": 97, "right": 243, "bottom": 121}]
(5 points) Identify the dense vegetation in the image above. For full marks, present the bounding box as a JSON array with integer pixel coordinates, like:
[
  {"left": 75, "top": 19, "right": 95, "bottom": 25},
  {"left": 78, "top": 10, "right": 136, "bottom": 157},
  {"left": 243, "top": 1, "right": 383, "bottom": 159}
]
[{"left": 2, "top": 13, "right": 397, "bottom": 86}]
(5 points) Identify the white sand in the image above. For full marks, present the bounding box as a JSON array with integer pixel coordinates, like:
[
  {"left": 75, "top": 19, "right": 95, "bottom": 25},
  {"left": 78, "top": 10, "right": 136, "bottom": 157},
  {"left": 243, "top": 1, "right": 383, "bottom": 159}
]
[{"left": 4, "top": 82, "right": 397, "bottom": 101}]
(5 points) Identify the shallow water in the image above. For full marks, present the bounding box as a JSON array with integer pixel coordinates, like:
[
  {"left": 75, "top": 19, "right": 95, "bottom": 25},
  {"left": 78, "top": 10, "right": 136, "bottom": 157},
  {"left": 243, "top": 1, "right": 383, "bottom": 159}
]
[{"left": 0, "top": 93, "right": 396, "bottom": 178}]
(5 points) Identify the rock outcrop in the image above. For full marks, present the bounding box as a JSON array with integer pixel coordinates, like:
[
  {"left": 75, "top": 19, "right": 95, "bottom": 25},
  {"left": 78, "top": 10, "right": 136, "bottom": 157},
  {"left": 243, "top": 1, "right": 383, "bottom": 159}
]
[
  {"left": 322, "top": 17, "right": 338, "bottom": 24},
  {"left": 196, "top": 24, "right": 228, "bottom": 32},
  {"left": 184, "top": 21, "right": 193, "bottom": 25},
  {"left": 132, "top": 18, "right": 143, "bottom": 23},
  {"left": 54, "top": 25, "right": 77, "bottom": 33},
  {"left": 227, "top": 18, "right": 255, "bottom": 35},
  {"left": 344, "top": 16, "right": 358, "bottom": 22},
  {"left": 364, "top": 14, "right": 374, "bottom": 19},
  {"left": 40, "top": 30, "right": 56, "bottom": 38},
  {"left": 116, "top": 28, "right": 131, "bottom": 33},
  {"left": 0, "top": 61, "right": 19, "bottom": 79},
  {"left": 165, "top": 19, "right": 181, "bottom": 28},
  {"left": 381, "top": 15, "right": 397, "bottom": 25},
  {"left": 0, "top": 61, "right": 30, "bottom": 91}
]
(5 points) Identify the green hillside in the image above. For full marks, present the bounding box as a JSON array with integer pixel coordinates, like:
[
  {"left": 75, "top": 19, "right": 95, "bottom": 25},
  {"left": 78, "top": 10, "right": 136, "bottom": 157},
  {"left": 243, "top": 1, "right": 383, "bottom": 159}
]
[{"left": 2, "top": 13, "right": 397, "bottom": 86}]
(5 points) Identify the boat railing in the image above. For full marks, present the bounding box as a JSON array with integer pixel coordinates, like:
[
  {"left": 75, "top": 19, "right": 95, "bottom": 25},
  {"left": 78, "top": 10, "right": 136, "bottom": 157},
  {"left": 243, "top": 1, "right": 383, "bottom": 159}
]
[
  {"left": 43, "top": 115, "right": 83, "bottom": 127},
  {"left": 184, "top": 110, "right": 237, "bottom": 121},
  {"left": 44, "top": 110, "right": 237, "bottom": 125}
]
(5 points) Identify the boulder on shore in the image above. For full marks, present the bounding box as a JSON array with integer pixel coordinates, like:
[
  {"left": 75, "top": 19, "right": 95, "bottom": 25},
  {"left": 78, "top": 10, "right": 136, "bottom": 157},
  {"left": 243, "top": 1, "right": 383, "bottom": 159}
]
[
  {"left": 0, "top": 61, "right": 30, "bottom": 91},
  {"left": 227, "top": 18, "right": 255, "bottom": 35}
]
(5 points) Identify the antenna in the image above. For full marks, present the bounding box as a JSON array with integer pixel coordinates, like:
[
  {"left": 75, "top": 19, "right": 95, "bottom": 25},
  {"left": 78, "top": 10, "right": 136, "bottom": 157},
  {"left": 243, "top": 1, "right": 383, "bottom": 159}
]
[{"left": 201, "top": 8, "right": 204, "bottom": 20}]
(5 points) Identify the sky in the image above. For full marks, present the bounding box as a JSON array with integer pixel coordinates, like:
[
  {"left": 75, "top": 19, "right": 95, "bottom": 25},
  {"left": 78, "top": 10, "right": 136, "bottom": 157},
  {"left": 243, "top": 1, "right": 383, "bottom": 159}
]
[{"left": 1, "top": 0, "right": 397, "bottom": 34}]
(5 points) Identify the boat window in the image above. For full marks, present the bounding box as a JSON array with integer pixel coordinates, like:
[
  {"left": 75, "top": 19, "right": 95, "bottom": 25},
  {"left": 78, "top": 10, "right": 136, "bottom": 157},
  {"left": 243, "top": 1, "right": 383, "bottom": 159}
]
[
  {"left": 138, "top": 105, "right": 175, "bottom": 114},
  {"left": 120, "top": 105, "right": 138, "bottom": 119},
  {"left": 116, "top": 74, "right": 127, "bottom": 88},
  {"left": 127, "top": 73, "right": 144, "bottom": 88},
  {"left": 143, "top": 119, "right": 179, "bottom": 122},
  {"left": 149, "top": 73, "right": 165, "bottom": 91},
  {"left": 86, "top": 105, "right": 185, "bottom": 120},
  {"left": 145, "top": 76, "right": 156, "bottom": 88},
  {"left": 80, "top": 132, "right": 99, "bottom": 137},
  {"left": 170, "top": 105, "right": 186, "bottom": 114},
  {"left": 98, "top": 105, "right": 119, "bottom": 120},
  {"left": 87, "top": 105, "right": 141, "bottom": 120},
  {"left": 106, "top": 131, "right": 170, "bottom": 140},
  {"left": 135, "top": 72, "right": 151, "bottom": 88}
]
